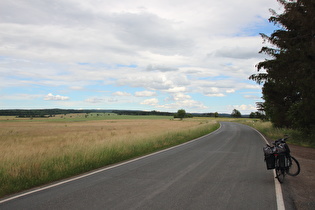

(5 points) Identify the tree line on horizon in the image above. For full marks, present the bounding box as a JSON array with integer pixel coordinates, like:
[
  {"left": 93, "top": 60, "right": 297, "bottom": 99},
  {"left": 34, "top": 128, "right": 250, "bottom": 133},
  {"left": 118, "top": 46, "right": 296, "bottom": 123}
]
[
  {"left": 0, "top": 109, "right": 245, "bottom": 118},
  {"left": 0, "top": 109, "right": 173, "bottom": 117}
]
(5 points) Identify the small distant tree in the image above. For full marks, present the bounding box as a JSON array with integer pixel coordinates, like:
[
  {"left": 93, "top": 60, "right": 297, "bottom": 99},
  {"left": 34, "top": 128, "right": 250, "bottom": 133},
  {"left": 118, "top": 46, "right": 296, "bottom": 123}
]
[
  {"left": 174, "top": 109, "right": 186, "bottom": 120},
  {"left": 214, "top": 112, "right": 219, "bottom": 118},
  {"left": 250, "top": 111, "right": 266, "bottom": 119},
  {"left": 231, "top": 109, "right": 242, "bottom": 118},
  {"left": 186, "top": 113, "right": 193, "bottom": 118}
]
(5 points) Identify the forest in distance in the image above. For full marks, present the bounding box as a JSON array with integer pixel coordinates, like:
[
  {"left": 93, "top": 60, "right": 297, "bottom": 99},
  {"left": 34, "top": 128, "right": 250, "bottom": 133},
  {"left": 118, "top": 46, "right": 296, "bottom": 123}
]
[{"left": 0, "top": 109, "right": 240, "bottom": 118}]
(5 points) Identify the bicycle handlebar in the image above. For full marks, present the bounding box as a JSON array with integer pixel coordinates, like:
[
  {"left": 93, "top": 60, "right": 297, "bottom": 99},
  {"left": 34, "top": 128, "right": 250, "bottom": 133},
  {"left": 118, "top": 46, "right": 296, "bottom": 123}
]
[{"left": 272, "top": 137, "right": 289, "bottom": 145}]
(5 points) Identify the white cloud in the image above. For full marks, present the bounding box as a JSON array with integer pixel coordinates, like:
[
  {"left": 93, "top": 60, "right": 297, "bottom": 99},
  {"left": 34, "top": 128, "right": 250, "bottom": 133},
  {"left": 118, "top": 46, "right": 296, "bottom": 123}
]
[
  {"left": 1, "top": 94, "right": 42, "bottom": 100},
  {"left": 146, "top": 64, "right": 179, "bottom": 72},
  {"left": 70, "top": 86, "right": 85, "bottom": 90},
  {"left": 112, "top": 91, "right": 132, "bottom": 96},
  {"left": 85, "top": 97, "right": 104, "bottom": 103},
  {"left": 142, "top": 93, "right": 208, "bottom": 111},
  {"left": 226, "top": 89, "right": 235, "bottom": 93},
  {"left": 44, "top": 93, "right": 69, "bottom": 101},
  {"left": 158, "top": 100, "right": 207, "bottom": 111},
  {"left": 243, "top": 94, "right": 261, "bottom": 100},
  {"left": 205, "top": 93, "right": 225, "bottom": 97},
  {"left": 203, "top": 87, "right": 225, "bottom": 97},
  {"left": 141, "top": 98, "right": 159, "bottom": 106},
  {"left": 108, "top": 98, "right": 118, "bottom": 102},
  {"left": 134, "top": 91, "right": 157, "bottom": 97},
  {"left": 166, "top": 86, "right": 187, "bottom": 93},
  {"left": 228, "top": 104, "right": 257, "bottom": 113},
  {"left": 167, "top": 93, "right": 191, "bottom": 101}
]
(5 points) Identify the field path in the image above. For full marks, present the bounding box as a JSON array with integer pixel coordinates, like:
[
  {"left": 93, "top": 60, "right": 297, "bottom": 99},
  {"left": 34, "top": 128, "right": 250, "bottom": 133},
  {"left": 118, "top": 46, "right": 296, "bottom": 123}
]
[{"left": 0, "top": 122, "right": 278, "bottom": 209}]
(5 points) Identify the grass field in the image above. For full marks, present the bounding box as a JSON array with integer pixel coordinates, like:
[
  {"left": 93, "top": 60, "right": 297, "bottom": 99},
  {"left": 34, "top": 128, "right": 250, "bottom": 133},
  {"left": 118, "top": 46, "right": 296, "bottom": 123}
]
[{"left": 0, "top": 116, "right": 219, "bottom": 197}]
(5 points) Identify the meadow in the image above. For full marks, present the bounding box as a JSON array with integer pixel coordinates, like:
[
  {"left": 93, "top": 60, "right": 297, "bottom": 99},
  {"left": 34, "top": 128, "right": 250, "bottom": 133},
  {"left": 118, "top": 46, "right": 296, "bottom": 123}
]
[{"left": 0, "top": 115, "right": 219, "bottom": 197}]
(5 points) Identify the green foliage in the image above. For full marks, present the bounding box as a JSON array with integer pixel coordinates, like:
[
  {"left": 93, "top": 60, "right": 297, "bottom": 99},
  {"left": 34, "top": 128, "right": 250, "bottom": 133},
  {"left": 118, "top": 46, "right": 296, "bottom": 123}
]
[
  {"left": 174, "top": 109, "right": 187, "bottom": 120},
  {"left": 249, "top": 111, "right": 265, "bottom": 119},
  {"left": 231, "top": 109, "right": 242, "bottom": 118},
  {"left": 196, "top": 112, "right": 220, "bottom": 118},
  {"left": 250, "top": 0, "right": 315, "bottom": 134}
]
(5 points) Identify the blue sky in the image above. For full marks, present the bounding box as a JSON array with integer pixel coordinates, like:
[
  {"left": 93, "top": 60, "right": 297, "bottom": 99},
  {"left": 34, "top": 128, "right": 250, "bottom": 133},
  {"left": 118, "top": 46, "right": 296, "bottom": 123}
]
[{"left": 0, "top": 0, "right": 282, "bottom": 114}]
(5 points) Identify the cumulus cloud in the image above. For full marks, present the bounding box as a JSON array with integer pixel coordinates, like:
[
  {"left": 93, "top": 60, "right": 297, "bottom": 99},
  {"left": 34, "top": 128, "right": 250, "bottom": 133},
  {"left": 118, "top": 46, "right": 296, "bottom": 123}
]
[
  {"left": 112, "top": 12, "right": 193, "bottom": 55},
  {"left": 108, "top": 98, "right": 118, "bottom": 102},
  {"left": 243, "top": 95, "right": 261, "bottom": 100},
  {"left": 203, "top": 87, "right": 225, "bottom": 97},
  {"left": 167, "top": 93, "right": 191, "bottom": 101},
  {"left": 146, "top": 64, "right": 178, "bottom": 72},
  {"left": 85, "top": 97, "right": 104, "bottom": 103},
  {"left": 159, "top": 100, "right": 207, "bottom": 110},
  {"left": 116, "top": 72, "right": 190, "bottom": 92},
  {"left": 226, "top": 89, "right": 235, "bottom": 93},
  {"left": 134, "top": 91, "right": 157, "bottom": 97},
  {"left": 166, "top": 86, "right": 187, "bottom": 93},
  {"left": 112, "top": 91, "right": 132, "bottom": 96},
  {"left": 141, "top": 98, "right": 159, "bottom": 106},
  {"left": 44, "top": 93, "right": 69, "bottom": 101},
  {"left": 162, "top": 93, "right": 208, "bottom": 110},
  {"left": 228, "top": 104, "right": 257, "bottom": 113},
  {"left": 208, "top": 36, "right": 266, "bottom": 60},
  {"left": 2, "top": 94, "right": 42, "bottom": 101}
]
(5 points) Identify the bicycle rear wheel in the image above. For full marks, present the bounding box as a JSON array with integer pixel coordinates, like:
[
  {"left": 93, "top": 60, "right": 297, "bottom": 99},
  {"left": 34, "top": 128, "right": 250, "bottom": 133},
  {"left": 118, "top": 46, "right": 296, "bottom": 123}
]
[
  {"left": 275, "top": 156, "right": 285, "bottom": 183},
  {"left": 276, "top": 167, "right": 285, "bottom": 183},
  {"left": 286, "top": 156, "right": 300, "bottom": 176}
]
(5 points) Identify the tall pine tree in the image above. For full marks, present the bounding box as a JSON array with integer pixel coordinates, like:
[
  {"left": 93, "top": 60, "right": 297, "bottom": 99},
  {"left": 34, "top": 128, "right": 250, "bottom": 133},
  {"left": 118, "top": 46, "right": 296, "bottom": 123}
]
[{"left": 250, "top": 0, "right": 315, "bottom": 132}]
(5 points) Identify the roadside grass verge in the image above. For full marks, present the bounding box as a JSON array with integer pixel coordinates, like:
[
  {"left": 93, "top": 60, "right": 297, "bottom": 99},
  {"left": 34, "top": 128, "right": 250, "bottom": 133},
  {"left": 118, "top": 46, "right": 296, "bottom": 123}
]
[
  {"left": 0, "top": 119, "right": 219, "bottom": 198},
  {"left": 234, "top": 119, "right": 315, "bottom": 148}
]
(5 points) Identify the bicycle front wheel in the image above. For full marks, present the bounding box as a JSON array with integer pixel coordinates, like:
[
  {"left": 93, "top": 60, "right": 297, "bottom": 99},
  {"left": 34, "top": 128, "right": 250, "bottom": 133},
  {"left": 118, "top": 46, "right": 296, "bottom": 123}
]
[{"left": 286, "top": 156, "right": 300, "bottom": 176}]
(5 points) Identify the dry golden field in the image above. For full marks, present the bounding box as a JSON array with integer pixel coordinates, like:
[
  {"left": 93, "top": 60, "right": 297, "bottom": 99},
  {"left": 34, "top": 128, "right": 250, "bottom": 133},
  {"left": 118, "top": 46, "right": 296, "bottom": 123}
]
[
  {"left": 0, "top": 117, "right": 218, "bottom": 196},
  {"left": 0, "top": 119, "right": 211, "bottom": 163}
]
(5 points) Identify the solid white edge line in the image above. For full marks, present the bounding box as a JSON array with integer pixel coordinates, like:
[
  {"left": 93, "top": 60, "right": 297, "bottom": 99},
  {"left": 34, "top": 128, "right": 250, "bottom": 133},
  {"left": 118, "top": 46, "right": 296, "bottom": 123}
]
[
  {"left": 0, "top": 123, "right": 222, "bottom": 204},
  {"left": 253, "top": 127, "right": 286, "bottom": 210}
]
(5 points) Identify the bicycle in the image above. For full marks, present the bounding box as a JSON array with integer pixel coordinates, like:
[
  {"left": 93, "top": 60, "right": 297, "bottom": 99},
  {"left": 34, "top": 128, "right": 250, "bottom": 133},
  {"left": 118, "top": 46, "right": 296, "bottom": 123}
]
[{"left": 263, "top": 136, "right": 300, "bottom": 183}]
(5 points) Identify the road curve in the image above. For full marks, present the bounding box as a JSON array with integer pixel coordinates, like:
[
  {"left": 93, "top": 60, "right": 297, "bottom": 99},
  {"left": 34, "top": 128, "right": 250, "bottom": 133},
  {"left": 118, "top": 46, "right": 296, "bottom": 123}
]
[{"left": 0, "top": 122, "right": 277, "bottom": 210}]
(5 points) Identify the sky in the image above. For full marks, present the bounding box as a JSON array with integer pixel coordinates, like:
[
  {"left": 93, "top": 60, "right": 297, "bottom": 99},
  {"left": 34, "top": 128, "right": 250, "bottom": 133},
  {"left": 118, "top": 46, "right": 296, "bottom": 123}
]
[{"left": 0, "top": 0, "right": 283, "bottom": 114}]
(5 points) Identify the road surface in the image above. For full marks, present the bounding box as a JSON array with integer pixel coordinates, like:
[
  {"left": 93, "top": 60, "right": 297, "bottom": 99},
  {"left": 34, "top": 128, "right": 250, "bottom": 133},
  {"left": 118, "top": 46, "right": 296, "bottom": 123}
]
[{"left": 0, "top": 122, "right": 278, "bottom": 209}]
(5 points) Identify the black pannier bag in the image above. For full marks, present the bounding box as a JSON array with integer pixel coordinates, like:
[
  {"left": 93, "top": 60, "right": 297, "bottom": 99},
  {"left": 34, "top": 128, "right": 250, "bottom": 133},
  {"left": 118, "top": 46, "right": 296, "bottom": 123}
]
[
  {"left": 263, "top": 146, "right": 274, "bottom": 155},
  {"left": 278, "top": 153, "right": 288, "bottom": 168},
  {"left": 265, "top": 154, "right": 275, "bottom": 170},
  {"left": 263, "top": 146, "right": 275, "bottom": 170}
]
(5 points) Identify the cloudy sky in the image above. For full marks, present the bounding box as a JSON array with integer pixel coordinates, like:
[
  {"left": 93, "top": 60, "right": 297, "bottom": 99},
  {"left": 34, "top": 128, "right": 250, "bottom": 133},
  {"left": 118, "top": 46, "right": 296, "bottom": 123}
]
[{"left": 0, "top": 0, "right": 282, "bottom": 114}]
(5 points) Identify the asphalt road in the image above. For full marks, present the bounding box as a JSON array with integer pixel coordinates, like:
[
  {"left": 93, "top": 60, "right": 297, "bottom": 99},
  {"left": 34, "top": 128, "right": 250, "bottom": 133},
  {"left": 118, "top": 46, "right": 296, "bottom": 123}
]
[{"left": 0, "top": 122, "right": 278, "bottom": 210}]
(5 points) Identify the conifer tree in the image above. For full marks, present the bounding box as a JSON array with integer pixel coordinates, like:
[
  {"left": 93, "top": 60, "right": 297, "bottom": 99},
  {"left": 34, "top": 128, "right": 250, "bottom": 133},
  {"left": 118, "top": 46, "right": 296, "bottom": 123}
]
[{"left": 250, "top": 0, "right": 315, "bottom": 132}]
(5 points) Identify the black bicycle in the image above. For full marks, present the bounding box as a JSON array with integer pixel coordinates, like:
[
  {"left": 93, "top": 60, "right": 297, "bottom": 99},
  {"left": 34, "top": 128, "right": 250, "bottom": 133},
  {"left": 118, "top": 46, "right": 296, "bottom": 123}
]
[{"left": 263, "top": 137, "right": 300, "bottom": 183}]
